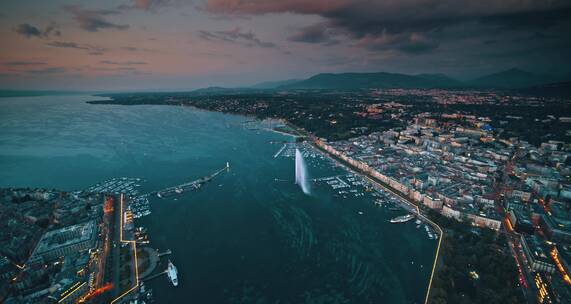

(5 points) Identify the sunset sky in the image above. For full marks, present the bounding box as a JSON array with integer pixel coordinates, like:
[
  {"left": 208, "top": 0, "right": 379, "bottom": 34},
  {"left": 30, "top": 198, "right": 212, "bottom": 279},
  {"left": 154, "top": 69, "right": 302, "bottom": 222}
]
[{"left": 1, "top": 0, "right": 570, "bottom": 91}]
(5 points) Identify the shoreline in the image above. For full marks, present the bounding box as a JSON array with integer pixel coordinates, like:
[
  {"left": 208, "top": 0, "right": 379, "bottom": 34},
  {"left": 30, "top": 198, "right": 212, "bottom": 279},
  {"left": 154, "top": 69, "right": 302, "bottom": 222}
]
[{"left": 263, "top": 127, "right": 299, "bottom": 138}]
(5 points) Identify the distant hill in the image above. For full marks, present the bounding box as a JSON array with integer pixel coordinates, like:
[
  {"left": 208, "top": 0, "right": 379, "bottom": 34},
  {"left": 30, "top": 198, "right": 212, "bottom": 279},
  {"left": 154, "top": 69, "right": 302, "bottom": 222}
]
[
  {"left": 190, "top": 80, "right": 302, "bottom": 93},
  {"left": 520, "top": 81, "right": 571, "bottom": 97},
  {"left": 279, "top": 72, "right": 463, "bottom": 90},
  {"left": 416, "top": 73, "right": 465, "bottom": 87},
  {"left": 469, "top": 68, "right": 551, "bottom": 89},
  {"left": 186, "top": 68, "right": 564, "bottom": 92},
  {"left": 191, "top": 86, "right": 248, "bottom": 94},
  {"left": 250, "top": 79, "right": 301, "bottom": 89}
]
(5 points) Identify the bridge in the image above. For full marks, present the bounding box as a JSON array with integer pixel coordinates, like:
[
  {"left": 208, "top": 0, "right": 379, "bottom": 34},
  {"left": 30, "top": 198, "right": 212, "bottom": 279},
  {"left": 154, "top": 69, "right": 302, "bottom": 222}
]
[{"left": 153, "top": 162, "right": 229, "bottom": 198}]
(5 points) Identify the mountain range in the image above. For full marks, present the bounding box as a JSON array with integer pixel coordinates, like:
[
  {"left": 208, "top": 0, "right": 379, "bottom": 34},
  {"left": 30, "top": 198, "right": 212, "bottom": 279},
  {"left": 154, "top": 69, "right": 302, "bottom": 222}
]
[
  {"left": 275, "top": 68, "right": 560, "bottom": 90},
  {"left": 250, "top": 79, "right": 302, "bottom": 89},
  {"left": 191, "top": 68, "right": 561, "bottom": 93},
  {"left": 278, "top": 72, "right": 463, "bottom": 90}
]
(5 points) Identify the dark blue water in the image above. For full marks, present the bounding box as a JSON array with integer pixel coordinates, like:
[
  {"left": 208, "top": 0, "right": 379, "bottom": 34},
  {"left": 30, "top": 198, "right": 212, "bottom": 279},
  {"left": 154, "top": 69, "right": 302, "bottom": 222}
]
[{"left": 0, "top": 95, "right": 435, "bottom": 303}]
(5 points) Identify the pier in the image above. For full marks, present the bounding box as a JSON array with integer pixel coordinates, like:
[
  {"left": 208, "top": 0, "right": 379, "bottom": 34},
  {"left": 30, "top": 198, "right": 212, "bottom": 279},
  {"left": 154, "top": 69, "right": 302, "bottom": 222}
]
[
  {"left": 142, "top": 270, "right": 167, "bottom": 282},
  {"left": 158, "top": 249, "right": 172, "bottom": 257},
  {"left": 153, "top": 162, "right": 229, "bottom": 198},
  {"left": 273, "top": 144, "right": 287, "bottom": 158}
]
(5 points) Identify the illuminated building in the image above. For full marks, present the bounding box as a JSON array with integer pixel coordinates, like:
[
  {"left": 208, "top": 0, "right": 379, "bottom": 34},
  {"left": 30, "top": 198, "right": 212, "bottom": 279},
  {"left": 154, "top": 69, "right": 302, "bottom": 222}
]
[
  {"left": 551, "top": 247, "right": 571, "bottom": 286},
  {"left": 28, "top": 220, "right": 97, "bottom": 264},
  {"left": 520, "top": 235, "right": 556, "bottom": 273},
  {"left": 534, "top": 273, "right": 553, "bottom": 304}
]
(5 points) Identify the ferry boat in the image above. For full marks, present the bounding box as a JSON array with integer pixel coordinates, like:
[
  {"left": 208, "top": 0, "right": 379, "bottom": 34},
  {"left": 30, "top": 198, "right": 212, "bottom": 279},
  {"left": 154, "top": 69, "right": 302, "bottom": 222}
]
[
  {"left": 390, "top": 214, "right": 414, "bottom": 223},
  {"left": 167, "top": 260, "right": 179, "bottom": 287}
]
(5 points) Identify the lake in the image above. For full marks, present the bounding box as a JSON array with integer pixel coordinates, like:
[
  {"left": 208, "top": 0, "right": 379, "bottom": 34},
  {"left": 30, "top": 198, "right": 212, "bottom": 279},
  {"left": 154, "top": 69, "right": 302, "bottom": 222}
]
[{"left": 0, "top": 95, "right": 435, "bottom": 303}]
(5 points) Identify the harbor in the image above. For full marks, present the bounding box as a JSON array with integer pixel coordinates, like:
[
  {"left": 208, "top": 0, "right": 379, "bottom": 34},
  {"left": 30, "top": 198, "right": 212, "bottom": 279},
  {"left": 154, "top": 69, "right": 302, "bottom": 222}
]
[
  {"left": 68, "top": 163, "right": 235, "bottom": 303},
  {"left": 135, "top": 136, "right": 435, "bottom": 303},
  {"left": 280, "top": 143, "right": 440, "bottom": 242}
]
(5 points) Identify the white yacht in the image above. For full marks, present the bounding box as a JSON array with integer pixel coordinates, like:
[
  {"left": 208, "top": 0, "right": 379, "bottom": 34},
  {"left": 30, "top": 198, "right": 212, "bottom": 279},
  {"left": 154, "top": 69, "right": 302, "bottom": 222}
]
[{"left": 167, "top": 260, "right": 178, "bottom": 287}]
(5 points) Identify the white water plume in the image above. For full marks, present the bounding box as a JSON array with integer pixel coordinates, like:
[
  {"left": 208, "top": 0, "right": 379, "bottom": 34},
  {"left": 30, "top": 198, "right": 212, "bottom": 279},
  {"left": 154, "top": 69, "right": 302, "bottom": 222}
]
[{"left": 295, "top": 148, "right": 310, "bottom": 194}]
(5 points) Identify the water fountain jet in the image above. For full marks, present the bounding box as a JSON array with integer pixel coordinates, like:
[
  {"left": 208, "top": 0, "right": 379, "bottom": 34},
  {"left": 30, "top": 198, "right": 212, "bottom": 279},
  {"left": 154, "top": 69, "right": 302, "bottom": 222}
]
[{"left": 295, "top": 148, "right": 310, "bottom": 194}]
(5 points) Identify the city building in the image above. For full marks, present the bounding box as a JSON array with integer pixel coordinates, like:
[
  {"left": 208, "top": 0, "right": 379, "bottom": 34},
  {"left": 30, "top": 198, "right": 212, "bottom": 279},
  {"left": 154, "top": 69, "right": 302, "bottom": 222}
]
[{"left": 28, "top": 220, "right": 97, "bottom": 264}]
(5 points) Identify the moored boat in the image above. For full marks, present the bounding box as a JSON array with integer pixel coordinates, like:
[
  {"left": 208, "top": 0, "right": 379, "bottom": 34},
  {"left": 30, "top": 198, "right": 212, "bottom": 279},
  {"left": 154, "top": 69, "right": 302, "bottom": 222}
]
[
  {"left": 167, "top": 260, "right": 178, "bottom": 287},
  {"left": 390, "top": 214, "right": 414, "bottom": 223}
]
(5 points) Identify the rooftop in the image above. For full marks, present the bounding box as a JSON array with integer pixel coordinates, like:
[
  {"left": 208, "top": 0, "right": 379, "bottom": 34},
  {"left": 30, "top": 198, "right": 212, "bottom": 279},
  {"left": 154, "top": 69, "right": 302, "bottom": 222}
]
[{"left": 31, "top": 220, "right": 96, "bottom": 256}]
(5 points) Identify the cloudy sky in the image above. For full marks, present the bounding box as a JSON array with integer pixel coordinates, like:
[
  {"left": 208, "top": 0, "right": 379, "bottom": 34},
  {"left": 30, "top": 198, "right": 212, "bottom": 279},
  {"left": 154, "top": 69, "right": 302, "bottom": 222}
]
[{"left": 1, "top": 0, "right": 570, "bottom": 91}]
